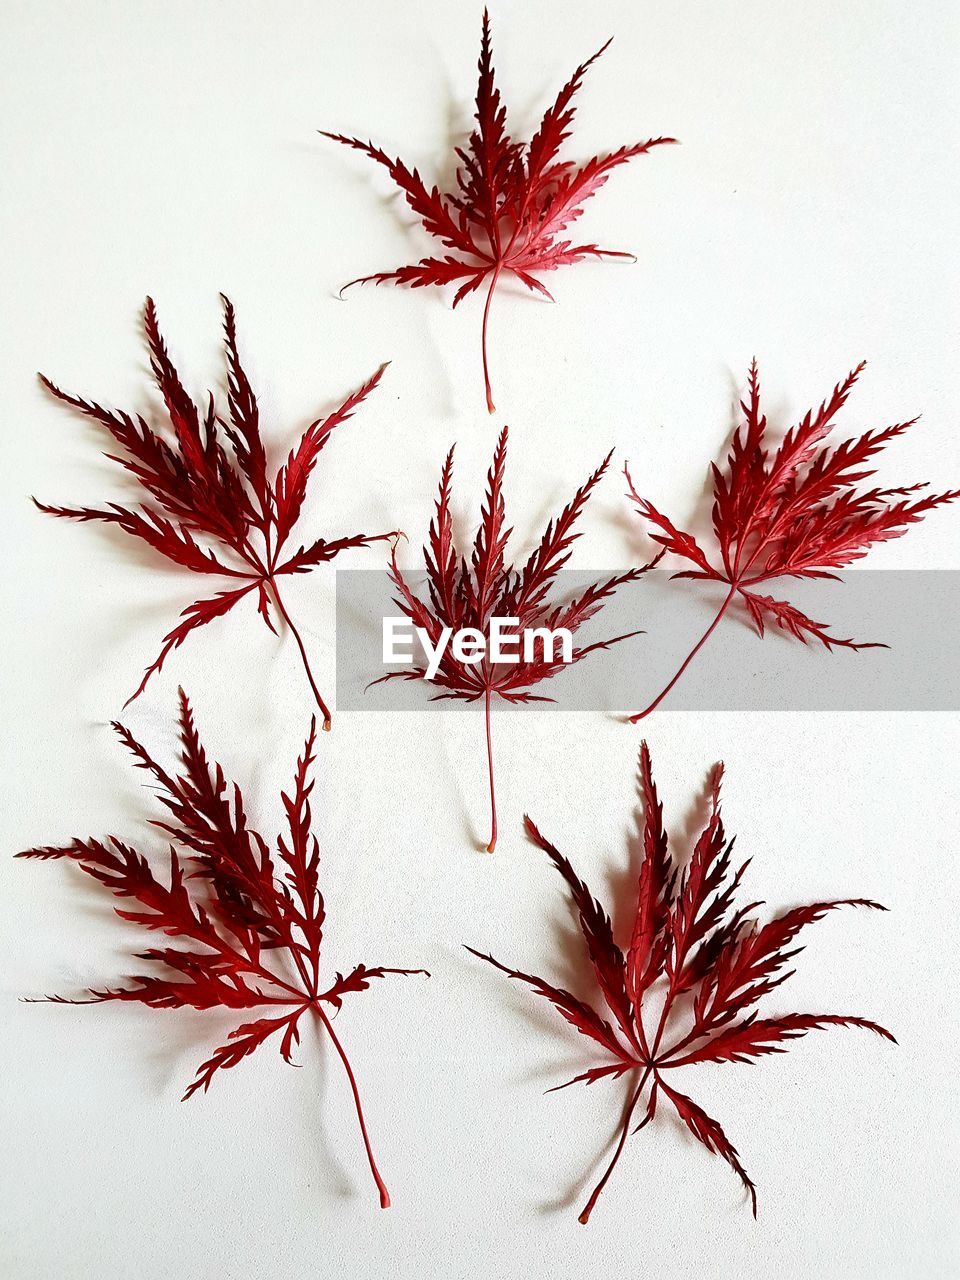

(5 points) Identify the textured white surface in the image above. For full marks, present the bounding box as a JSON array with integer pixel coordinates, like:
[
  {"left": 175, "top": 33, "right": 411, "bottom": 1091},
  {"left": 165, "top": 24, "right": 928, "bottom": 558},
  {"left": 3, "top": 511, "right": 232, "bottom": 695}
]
[{"left": 1, "top": 2, "right": 959, "bottom": 1277}]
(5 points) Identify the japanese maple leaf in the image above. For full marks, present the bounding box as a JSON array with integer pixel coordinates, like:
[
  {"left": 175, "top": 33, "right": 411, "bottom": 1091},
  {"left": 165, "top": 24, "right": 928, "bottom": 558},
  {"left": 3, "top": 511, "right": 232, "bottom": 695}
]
[
  {"left": 376, "top": 427, "right": 654, "bottom": 852},
  {"left": 321, "top": 9, "right": 676, "bottom": 412},
  {"left": 468, "top": 743, "right": 894, "bottom": 1222},
  {"left": 625, "top": 360, "right": 960, "bottom": 718},
  {"left": 17, "top": 691, "right": 428, "bottom": 1208},
  {"left": 36, "top": 296, "right": 394, "bottom": 728}
]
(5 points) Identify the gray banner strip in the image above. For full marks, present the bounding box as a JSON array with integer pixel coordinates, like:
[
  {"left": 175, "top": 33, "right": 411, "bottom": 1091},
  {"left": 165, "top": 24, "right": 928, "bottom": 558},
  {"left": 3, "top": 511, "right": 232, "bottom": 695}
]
[{"left": 334, "top": 569, "right": 960, "bottom": 712}]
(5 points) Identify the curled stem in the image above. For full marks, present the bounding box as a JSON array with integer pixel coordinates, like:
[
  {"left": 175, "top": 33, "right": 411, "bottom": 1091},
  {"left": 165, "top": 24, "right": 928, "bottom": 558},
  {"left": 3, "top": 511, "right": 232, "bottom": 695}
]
[
  {"left": 484, "top": 687, "right": 497, "bottom": 853},
  {"left": 578, "top": 1067, "right": 652, "bottom": 1225},
  {"left": 481, "top": 266, "right": 502, "bottom": 414},
  {"left": 268, "top": 577, "right": 333, "bottom": 730},
  {"left": 629, "top": 584, "right": 738, "bottom": 722},
  {"left": 315, "top": 1003, "right": 391, "bottom": 1209}
]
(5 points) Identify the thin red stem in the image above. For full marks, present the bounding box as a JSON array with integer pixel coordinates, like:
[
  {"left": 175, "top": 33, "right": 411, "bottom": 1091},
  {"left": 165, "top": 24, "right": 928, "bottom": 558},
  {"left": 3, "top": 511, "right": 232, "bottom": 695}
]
[
  {"left": 629, "top": 584, "right": 738, "bottom": 722},
  {"left": 632, "top": 998, "right": 652, "bottom": 1062},
  {"left": 315, "top": 1003, "right": 391, "bottom": 1209},
  {"left": 484, "top": 687, "right": 497, "bottom": 853},
  {"left": 481, "top": 266, "right": 502, "bottom": 414},
  {"left": 578, "top": 1067, "right": 651, "bottom": 1225},
  {"left": 268, "top": 577, "right": 333, "bottom": 731},
  {"left": 649, "top": 984, "right": 677, "bottom": 1063},
  {"left": 284, "top": 930, "right": 317, "bottom": 999}
]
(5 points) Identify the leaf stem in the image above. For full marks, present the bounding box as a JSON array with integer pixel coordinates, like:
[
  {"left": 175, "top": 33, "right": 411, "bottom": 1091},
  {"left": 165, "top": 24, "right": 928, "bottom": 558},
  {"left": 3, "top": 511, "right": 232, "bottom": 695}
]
[
  {"left": 629, "top": 584, "right": 738, "bottom": 722},
  {"left": 578, "top": 1066, "right": 651, "bottom": 1225},
  {"left": 649, "top": 985, "right": 678, "bottom": 1063},
  {"left": 481, "top": 266, "right": 502, "bottom": 414},
  {"left": 315, "top": 1002, "right": 391, "bottom": 1209},
  {"left": 484, "top": 686, "right": 497, "bottom": 853},
  {"left": 267, "top": 577, "right": 333, "bottom": 731}
]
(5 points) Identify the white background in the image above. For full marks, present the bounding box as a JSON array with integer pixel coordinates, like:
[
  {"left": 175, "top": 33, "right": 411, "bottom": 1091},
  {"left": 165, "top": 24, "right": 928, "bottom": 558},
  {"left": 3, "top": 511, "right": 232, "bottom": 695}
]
[{"left": 2, "top": 2, "right": 959, "bottom": 1277}]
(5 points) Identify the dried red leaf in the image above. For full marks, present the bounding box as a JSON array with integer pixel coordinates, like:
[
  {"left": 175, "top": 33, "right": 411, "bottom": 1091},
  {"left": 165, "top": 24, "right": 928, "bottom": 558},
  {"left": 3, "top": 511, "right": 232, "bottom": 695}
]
[
  {"left": 468, "top": 743, "right": 894, "bottom": 1221},
  {"left": 322, "top": 10, "right": 676, "bottom": 411},
  {"left": 18, "top": 691, "right": 428, "bottom": 1207},
  {"left": 377, "top": 427, "right": 655, "bottom": 852},
  {"left": 625, "top": 360, "right": 960, "bottom": 717},
  {"left": 36, "top": 297, "right": 395, "bottom": 727}
]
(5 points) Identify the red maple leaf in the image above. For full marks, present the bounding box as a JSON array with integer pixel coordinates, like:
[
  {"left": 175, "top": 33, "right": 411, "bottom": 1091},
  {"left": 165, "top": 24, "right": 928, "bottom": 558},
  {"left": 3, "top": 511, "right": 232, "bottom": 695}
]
[
  {"left": 36, "top": 296, "right": 394, "bottom": 728},
  {"left": 625, "top": 360, "right": 960, "bottom": 718},
  {"left": 17, "top": 691, "right": 428, "bottom": 1208},
  {"left": 322, "top": 10, "right": 676, "bottom": 412},
  {"left": 468, "top": 743, "right": 894, "bottom": 1221},
  {"left": 376, "top": 427, "right": 655, "bottom": 852}
]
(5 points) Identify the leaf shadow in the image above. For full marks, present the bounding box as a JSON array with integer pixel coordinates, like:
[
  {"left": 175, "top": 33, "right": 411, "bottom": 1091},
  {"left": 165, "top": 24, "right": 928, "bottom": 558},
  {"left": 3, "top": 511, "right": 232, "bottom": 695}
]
[
  {"left": 302, "top": 1012, "right": 363, "bottom": 1201},
  {"left": 449, "top": 703, "right": 496, "bottom": 856}
]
